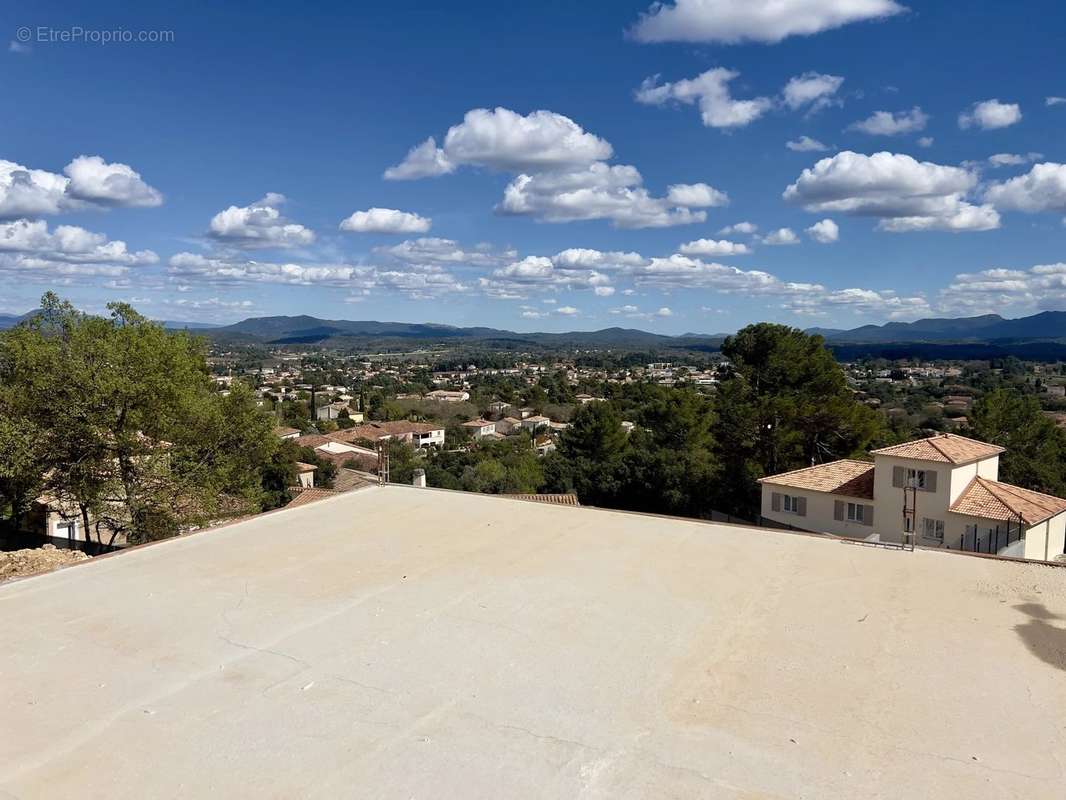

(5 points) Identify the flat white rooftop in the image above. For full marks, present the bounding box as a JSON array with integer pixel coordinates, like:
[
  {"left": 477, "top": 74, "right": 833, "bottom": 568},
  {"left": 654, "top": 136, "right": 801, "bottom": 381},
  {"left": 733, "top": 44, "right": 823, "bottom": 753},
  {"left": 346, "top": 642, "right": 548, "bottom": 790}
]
[{"left": 2, "top": 486, "right": 1065, "bottom": 798}]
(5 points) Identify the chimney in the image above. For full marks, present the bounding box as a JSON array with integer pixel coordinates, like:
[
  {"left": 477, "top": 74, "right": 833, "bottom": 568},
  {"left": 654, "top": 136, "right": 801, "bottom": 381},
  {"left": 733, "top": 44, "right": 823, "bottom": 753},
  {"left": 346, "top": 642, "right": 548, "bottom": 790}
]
[{"left": 412, "top": 469, "right": 427, "bottom": 488}]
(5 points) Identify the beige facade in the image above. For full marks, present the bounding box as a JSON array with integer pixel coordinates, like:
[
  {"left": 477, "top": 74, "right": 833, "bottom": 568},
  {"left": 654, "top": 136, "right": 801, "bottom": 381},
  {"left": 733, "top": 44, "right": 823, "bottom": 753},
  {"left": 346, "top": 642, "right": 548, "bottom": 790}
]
[{"left": 760, "top": 434, "right": 1066, "bottom": 562}]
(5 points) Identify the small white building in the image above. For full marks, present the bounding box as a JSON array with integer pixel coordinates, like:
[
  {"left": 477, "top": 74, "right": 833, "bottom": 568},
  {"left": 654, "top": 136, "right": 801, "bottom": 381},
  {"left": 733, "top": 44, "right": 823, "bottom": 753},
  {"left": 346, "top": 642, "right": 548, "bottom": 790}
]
[
  {"left": 316, "top": 402, "right": 363, "bottom": 422},
  {"left": 293, "top": 462, "right": 317, "bottom": 489},
  {"left": 759, "top": 433, "right": 1066, "bottom": 562},
  {"left": 521, "top": 415, "right": 551, "bottom": 433},
  {"left": 495, "top": 417, "right": 523, "bottom": 435},
  {"left": 462, "top": 419, "right": 497, "bottom": 439},
  {"left": 427, "top": 390, "right": 470, "bottom": 403}
]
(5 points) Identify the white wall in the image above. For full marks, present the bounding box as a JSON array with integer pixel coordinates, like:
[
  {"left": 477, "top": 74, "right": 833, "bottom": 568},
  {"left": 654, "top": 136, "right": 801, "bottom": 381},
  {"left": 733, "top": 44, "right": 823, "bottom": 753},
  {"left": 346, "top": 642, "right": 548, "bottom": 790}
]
[
  {"left": 1023, "top": 514, "right": 1066, "bottom": 561},
  {"left": 761, "top": 487, "right": 877, "bottom": 540}
]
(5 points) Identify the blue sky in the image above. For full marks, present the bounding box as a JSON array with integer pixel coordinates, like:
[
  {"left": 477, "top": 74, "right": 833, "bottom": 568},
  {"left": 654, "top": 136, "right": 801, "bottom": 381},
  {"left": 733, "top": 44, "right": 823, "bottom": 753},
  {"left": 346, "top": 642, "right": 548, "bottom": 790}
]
[{"left": 3, "top": 0, "right": 1066, "bottom": 333}]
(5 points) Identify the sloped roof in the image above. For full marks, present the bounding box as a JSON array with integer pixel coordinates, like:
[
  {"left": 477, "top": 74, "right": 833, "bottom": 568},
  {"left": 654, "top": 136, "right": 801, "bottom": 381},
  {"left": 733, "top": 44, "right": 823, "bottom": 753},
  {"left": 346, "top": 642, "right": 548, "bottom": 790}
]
[
  {"left": 950, "top": 476, "right": 1066, "bottom": 526},
  {"left": 285, "top": 488, "right": 338, "bottom": 508},
  {"left": 870, "top": 433, "right": 1003, "bottom": 464},
  {"left": 501, "top": 493, "right": 580, "bottom": 506},
  {"left": 758, "top": 459, "right": 875, "bottom": 499},
  {"left": 293, "top": 461, "right": 317, "bottom": 473}
]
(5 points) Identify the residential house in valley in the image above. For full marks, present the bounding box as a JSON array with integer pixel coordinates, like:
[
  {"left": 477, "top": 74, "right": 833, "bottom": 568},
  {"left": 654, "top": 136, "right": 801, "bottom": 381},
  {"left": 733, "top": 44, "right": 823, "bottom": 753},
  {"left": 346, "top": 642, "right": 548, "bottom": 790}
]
[{"left": 759, "top": 433, "right": 1066, "bottom": 562}]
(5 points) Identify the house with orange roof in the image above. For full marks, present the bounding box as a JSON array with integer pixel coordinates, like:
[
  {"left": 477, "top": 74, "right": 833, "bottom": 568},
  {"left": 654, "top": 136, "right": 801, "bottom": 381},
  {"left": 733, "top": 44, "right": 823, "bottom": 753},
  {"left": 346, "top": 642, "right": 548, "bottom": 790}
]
[{"left": 759, "top": 433, "right": 1066, "bottom": 562}]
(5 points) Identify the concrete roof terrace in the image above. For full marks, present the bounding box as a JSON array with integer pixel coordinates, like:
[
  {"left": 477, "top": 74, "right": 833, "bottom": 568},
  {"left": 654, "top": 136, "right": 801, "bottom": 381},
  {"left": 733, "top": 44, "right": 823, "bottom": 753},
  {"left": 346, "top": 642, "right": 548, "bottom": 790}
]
[{"left": 2, "top": 486, "right": 1065, "bottom": 798}]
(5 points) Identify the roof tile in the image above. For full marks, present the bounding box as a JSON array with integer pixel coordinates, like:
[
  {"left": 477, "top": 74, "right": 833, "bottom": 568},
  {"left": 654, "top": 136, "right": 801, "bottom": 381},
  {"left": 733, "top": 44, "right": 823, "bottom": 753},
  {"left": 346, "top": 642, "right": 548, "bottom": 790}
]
[
  {"left": 758, "top": 460, "right": 875, "bottom": 499},
  {"left": 870, "top": 433, "right": 1003, "bottom": 464}
]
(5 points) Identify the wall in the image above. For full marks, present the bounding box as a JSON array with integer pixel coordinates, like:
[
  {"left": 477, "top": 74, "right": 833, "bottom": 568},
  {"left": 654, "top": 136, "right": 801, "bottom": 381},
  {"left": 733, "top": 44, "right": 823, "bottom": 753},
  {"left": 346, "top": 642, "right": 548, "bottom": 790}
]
[
  {"left": 760, "top": 486, "right": 877, "bottom": 540},
  {"left": 1023, "top": 514, "right": 1066, "bottom": 561},
  {"left": 871, "top": 455, "right": 953, "bottom": 544}
]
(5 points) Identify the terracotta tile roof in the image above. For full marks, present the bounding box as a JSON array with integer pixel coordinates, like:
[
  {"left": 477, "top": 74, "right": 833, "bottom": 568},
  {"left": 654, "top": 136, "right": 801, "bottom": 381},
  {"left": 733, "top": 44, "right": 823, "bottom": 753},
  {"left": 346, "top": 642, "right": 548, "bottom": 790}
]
[
  {"left": 950, "top": 476, "right": 1066, "bottom": 526},
  {"left": 295, "top": 434, "right": 331, "bottom": 448},
  {"left": 294, "top": 461, "right": 317, "bottom": 473},
  {"left": 332, "top": 468, "right": 373, "bottom": 493},
  {"left": 273, "top": 426, "right": 300, "bottom": 437},
  {"left": 341, "top": 421, "right": 444, "bottom": 441},
  {"left": 501, "top": 493, "right": 580, "bottom": 506},
  {"left": 758, "top": 459, "right": 875, "bottom": 499},
  {"left": 869, "top": 433, "right": 1003, "bottom": 464},
  {"left": 285, "top": 488, "right": 339, "bottom": 508}
]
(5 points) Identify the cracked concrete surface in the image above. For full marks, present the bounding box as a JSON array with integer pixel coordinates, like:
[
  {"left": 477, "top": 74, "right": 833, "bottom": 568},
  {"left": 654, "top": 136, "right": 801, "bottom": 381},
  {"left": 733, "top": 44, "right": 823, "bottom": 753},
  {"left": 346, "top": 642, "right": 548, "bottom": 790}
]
[{"left": 1, "top": 485, "right": 1065, "bottom": 798}]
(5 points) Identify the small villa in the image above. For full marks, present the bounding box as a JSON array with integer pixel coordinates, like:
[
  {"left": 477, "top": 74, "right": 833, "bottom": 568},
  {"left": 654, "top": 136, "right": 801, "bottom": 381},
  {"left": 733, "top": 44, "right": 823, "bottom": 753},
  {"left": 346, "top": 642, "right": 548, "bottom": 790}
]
[{"left": 759, "top": 433, "right": 1066, "bottom": 562}]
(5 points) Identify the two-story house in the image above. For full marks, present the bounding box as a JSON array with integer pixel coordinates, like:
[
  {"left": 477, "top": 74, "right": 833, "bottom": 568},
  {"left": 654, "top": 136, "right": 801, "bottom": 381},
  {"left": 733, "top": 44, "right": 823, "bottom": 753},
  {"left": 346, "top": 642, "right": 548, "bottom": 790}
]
[
  {"left": 759, "top": 433, "right": 1066, "bottom": 562},
  {"left": 462, "top": 419, "right": 498, "bottom": 439}
]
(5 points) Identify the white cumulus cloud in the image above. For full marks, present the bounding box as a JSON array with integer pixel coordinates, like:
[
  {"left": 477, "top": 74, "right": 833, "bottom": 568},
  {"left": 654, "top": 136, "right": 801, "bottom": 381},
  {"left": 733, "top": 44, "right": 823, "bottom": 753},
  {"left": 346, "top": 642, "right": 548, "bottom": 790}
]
[
  {"left": 207, "top": 193, "right": 314, "bottom": 250},
  {"left": 783, "top": 72, "right": 845, "bottom": 112},
  {"left": 498, "top": 163, "right": 706, "bottom": 228},
  {"left": 0, "top": 156, "right": 162, "bottom": 219},
  {"left": 63, "top": 156, "right": 163, "bottom": 208},
  {"left": 0, "top": 219, "right": 158, "bottom": 278},
  {"left": 762, "top": 228, "right": 800, "bottom": 245},
  {"left": 636, "top": 68, "right": 773, "bottom": 129},
  {"left": 339, "top": 208, "right": 431, "bottom": 234},
  {"left": 806, "top": 218, "right": 840, "bottom": 243},
  {"left": 784, "top": 150, "right": 999, "bottom": 232},
  {"left": 719, "top": 221, "right": 758, "bottom": 235},
  {"left": 679, "top": 238, "right": 751, "bottom": 256},
  {"left": 385, "top": 108, "right": 612, "bottom": 179},
  {"left": 786, "top": 136, "right": 829, "bottom": 152},
  {"left": 984, "top": 163, "right": 1066, "bottom": 213},
  {"left": 959, "top": 99, "right": 1022, "bottom": 130},
  {"left": 847, "top": 107, "right": 928, "bottom": 135},
  {"left": 666, "top": 182, "right": 729, "bottom": 207},
  {"left": 628, "top": 0, "right": 906, "bottom": 45}
]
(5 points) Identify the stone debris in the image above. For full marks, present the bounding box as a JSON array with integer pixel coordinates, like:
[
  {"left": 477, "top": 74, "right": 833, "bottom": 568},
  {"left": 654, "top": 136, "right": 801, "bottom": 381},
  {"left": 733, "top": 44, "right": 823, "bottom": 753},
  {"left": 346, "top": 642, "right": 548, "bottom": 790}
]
[{"left": 0, "top": 544, "right": 89, "bottom": 581}]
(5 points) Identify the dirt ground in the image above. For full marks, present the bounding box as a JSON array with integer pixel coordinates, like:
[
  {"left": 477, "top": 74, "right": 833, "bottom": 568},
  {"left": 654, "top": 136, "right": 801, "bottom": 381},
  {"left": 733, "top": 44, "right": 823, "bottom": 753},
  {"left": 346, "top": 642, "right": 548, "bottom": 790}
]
[{"left": 0, "top": 544, "right": 89, "bottom": 581}]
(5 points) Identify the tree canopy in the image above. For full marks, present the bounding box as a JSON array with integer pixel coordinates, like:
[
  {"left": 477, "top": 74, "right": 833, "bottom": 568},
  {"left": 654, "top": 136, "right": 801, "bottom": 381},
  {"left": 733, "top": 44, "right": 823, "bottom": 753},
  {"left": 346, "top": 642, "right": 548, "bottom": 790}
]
[{"left": 0, "top": 294, "right": 280, "bottom": 545}]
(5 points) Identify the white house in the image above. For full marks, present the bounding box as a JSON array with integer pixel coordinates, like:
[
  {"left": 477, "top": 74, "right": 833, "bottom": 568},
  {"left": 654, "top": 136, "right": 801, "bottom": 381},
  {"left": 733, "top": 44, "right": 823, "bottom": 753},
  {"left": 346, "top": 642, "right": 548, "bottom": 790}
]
[
  {"left": 759, "top": 433, "right": 1066, "bottom": 562},
  {"left": 462, "top": 419, "right": 497, "bottom": 439},
  {"left": 426, "top": 390, "right": 469, "bottom": 403},
  {"left": 521, "top": 415, "right": 551, "bottom": 433},
  {"left": 293, "top": 462, "right": 317, "bottom": 489}
]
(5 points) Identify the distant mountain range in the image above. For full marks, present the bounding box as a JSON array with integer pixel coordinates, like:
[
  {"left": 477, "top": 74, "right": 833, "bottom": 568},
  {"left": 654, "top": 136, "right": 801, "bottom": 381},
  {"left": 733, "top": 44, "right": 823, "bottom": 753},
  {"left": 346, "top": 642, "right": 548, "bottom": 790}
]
[
  {"left": 0, "top": 312, "right": 220, "bottom": 331},
  {"left": 810, "top": 311, "right": 1066, "bottom": 343},
  {"left": 207, "top": 315, "right": 708, "bottom": 350},
  {"left": 3, "top": 309, "right": 1066, "bottom": 358}
]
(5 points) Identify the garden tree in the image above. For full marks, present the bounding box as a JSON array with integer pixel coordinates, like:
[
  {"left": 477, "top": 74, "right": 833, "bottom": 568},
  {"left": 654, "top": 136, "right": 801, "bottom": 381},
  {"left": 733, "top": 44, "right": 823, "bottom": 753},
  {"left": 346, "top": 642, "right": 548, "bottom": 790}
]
[
  {"left": 0, "top": 294, "right": 279, "bottom": 544},
  {"left": 0, "top": 416, "right": 47, "bottom": 528},
  {"left": 386, "top": 439, "right": 418, "bottom": 484},
  {"left": 279, "top": 399, "right": 312, "bottom": 431},
  {"left": 715, "top": 324, "right": 885, "bottom": 517},
  {"left": 524, "top": 384, "right": 548, "bottom": 411},
  {"left": 554, "top": 401, "right": 629, "bottom": 505},
  {"left": 968, "top": 390, "right": 1066, "bottom": 496},
  {"left": 260, "top": 439, "right": 301, "bottom": 509},
  {"left": 619, "top": 387, "right": 720, "bottom": 518}
]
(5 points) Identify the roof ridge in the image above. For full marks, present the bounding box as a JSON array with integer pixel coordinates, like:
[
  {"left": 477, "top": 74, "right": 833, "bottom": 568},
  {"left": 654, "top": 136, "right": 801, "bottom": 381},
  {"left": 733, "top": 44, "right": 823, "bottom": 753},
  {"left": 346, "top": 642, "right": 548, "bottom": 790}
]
[
  {"left": 982, "top": 477, "right": 1061, "bottom": 514},
  {"left": 926, "top": 434, "right": 955, "bottom": 462},
  {"left": 971, "top": 476, "right": 1021, "bottom": 519}
]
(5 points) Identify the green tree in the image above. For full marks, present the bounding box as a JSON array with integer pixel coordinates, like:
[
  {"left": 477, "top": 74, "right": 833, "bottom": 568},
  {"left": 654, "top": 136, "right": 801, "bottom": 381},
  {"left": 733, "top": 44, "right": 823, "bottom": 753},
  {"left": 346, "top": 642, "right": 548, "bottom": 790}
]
[
  {"left": 969, "top": 389, "right": 1066, "bottom": 495},
  {"left": 0, "top": 294, "right": 279, "bottom": 545},
  {"left": 715, "top": 324, "right": 884, "bottom": 516},
  {"left": 557, "top": 402, "right": 629, "bottom": 505}
]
